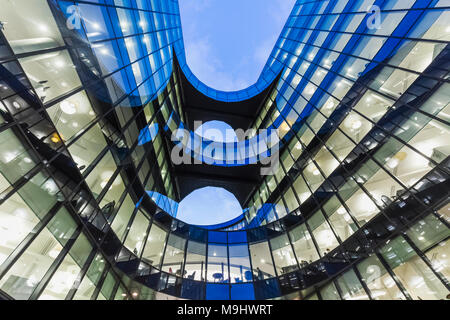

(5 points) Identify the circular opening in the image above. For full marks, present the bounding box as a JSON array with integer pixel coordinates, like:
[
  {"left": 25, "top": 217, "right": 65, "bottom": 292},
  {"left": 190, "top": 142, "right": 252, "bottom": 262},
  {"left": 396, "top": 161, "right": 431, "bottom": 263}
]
[
  {"left": 177, "top": 187, "right": 243, "bottom": 226},
  {"left": 194, "top": 120, "right": 238, "bottom": 143}
]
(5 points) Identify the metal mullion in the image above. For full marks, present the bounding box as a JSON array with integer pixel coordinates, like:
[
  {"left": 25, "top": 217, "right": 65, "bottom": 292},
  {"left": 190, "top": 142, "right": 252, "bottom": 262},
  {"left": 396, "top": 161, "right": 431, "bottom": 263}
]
[
  {"left": 330, "top": 277, "right": 345, "bottom": 300},
  {"left": 66, "top": 0, "right": 180, "bottom": 15},
  {"left": 64, "top": 249, "right": 97, "bottom": 300},
  {"left": 279, "top": 28, "right": 450, "bottom": 83},
  {"left": 227, "top": 239, "right": 231, "bottom": 298},
  {"left": 90, "top": 265, "right": 110, "bottom": 300},
  {"left": 352, "top": 265, "right": 373, "bottom": 300},
  {"left": 204, "top": 233, "right": 209, "bottom": 296},
  {"left": 179, "top": 236, "right": 189, "bottom": 283},
  {"left": 0, "top": 120, "right": 17, "bottom": 134},
  {"left": 137, "top": 219, "right": 153, "bottom": 261},
  {"left": 402, "top": 233, "right": 450, "bottom": 290},
  {"left": 29, "top": 225, "right": 84, "bottom": 300},
  {"left": 95, "top": 167, "right": 122, "bottom": 204},
  {"left": 0, "top": 163, "right": 43, "bottom": 206},
  {"left": 117, "top": 205, "right": 140, "bottom": 256},
  {"left": 266, "top": 234, "right": 282, "bottom": 279},
  {"left": 374, "top": 251, "right": 412, "bottom": 300},
  {"left": 277, "top": 116, "right": 346, "bottom": 247},
  {"left": 304, "top": 47, "right": 449, "bottom": 131},
  {"left": 110, "top": 280, "right": 121, "bottom": 301},
  {"left": 159, "top": 227, "right": 171, "bottom": 272},
  {"left": 297, "top": 111, "right": 448, "bottom": 222},
  {"left": 271, "top": 39, "right": 450, "bottom": 132},
  {"left": 299, "top": 166, "right": 345, "bottom": 251},
  {"left": 0, "top": 201, "right": 63, "bottom": 279},
  {"left": 95, "top": 135, "right": 155, "bottom": 231}
]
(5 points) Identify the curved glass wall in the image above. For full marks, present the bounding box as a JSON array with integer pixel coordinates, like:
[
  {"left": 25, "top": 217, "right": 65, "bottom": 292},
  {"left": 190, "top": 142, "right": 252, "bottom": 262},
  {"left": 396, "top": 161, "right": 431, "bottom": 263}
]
[{"left": 0, "top": 0, "right": 448, "bottom": 301}]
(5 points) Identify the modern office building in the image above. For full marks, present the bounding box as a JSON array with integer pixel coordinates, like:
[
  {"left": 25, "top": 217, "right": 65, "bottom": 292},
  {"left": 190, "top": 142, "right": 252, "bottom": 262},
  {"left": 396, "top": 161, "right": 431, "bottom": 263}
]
[{"left": 0, "top": 0, "right": 448, "bottom": 300}]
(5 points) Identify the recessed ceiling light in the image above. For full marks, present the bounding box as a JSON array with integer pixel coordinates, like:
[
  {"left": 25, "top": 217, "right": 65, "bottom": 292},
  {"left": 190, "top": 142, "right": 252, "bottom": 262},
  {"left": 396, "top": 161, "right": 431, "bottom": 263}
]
[{"left": 60, "top": 101, "right": 76, "bottom": 115}]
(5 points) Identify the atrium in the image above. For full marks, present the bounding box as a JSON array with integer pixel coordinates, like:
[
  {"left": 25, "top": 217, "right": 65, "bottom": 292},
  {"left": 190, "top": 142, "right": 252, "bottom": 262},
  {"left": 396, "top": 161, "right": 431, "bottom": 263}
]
[{"left": 0, "top": 0, "right": 448, "bottom": 301}]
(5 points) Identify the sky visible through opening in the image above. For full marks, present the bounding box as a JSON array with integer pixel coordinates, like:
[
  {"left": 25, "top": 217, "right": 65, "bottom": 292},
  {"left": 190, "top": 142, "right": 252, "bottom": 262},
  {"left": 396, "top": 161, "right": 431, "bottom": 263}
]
[
  {"left": 176, "top": 1, "right": 296, "bottom": 225},
  {"left": 178, "top": 122, "right": 241, "bottom": 225},
  {"left": 177, "top": 187, "right": 243, "bottom": 226},
  {"left": 179, "top": 0, "right": 296, "bottom": 92}
]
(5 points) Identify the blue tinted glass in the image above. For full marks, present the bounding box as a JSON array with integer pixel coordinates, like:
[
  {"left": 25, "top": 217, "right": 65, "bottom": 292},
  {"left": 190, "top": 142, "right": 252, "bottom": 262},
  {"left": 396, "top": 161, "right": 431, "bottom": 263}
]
[{"left": 206, "top": 284, "right": 229, "bottom": 300}]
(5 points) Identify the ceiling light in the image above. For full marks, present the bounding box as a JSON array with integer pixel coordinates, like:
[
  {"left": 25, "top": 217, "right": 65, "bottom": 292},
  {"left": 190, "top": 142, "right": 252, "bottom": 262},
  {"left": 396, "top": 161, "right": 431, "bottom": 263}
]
[
  {"left": 48, "top": 249, "right": 60, "bottom": 259},
  {"left": 60, "top": 100, "right": 77, "bottom": 115},
  {"left": 54, "top": 60, "right": 65, "bottom": 68},
  {"left": 386, "top": 158, "right": 399, "bottom": 169},
  {"left": 326, "top": 101, "right": 334, "bottom": 109},
  {"left": 351, "top": 120, "right": 362, "bottom": 130}
]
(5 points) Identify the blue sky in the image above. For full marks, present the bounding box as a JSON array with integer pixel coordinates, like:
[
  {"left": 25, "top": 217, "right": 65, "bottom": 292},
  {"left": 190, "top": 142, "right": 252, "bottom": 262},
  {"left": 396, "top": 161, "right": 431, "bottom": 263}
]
[
  {"left": 176, "top": 0, "right": 296, "bottom": 225},
  {"left": 176, "top": 187, "right": 243, "bottom": 225},
  {"left": 179, "top": 0, "right": 296, "bottom": 91}
]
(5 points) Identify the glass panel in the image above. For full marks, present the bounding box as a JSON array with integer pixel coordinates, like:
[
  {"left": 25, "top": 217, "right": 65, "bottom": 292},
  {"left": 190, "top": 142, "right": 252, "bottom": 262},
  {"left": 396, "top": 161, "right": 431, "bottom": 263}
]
[
  {"left": 141, "top": 223, "right": 167, "bottom": 268},
  {"left": 424, "top": 240, "right": 449, "bottom": 282},
  {"left": 110, "top": 194, "right": 134, "bottom": 240},
  {"left": 336, "top": 269, "right": 369, "bottom": 300},
  {"left": 99, "top": 271, "right": 116, "bottom": 300},
  {"left": 47, "top": 91, "right": 96, "bottom": 142},
  {"left": 320, "top": 281, "right": 341, "bottom": 300},
  {"left": 357, "top": 255, "right": 406, "bottom": 300},
  {"left": 406, "top": 214, "right": 450, "bottom": 253},
  {"left": 229, "top": 244, "right": 252, "bottom": 283},
  {"left": 67, "top": 124, "right": 107, "bottom": 174},
  {"left": 161, "top": 234, "right": 185, "bottom": 276},
  {"left": 73, "top": 254, "right": 106, "bottom": 300},
  {"left": 0, "top": 193, "right": 40, "bottom": 265},
  {"left": 308, "top": 210, "right": 339, "bottom": 256},
  {"left": 19, "top": 50, "right": 82, "bottom": 103},
  {"left": 0, "top": 0, "right": 64, "bottom": 54},
  {"left": 380, "top": 236, "right": 449, "bottom": 300},
  {"left": 0, "top": 207, "right": 77, "bottom": 299},
  {"left": 38, "top": 250, "right": 81, "bottom": 300},
  {"left": 123, "top": 210, "right": 149, "bottom": 256},
  {"left": 249, "top": 241, "right": 276, "bottom": 280},
  {"left": 84, "top": 151, "right": 117, "bottom": 198},
  {"left": 322, "top": 196, "right": 357, "bottom": 241},
  {"left": 290, "top": 224, "right": 319, "bottom": 266},
  {"left": 207, "top": 243, "right": 228, "bottom": 283},
  {"left": 270, "top": 234, "right": 297, "bottom": 275},
  {"left": 184, "top": 241, "right": 206, "bottom": 281},
  {"left": 0, "top": 129, "right": 36, "bottom": 185}
]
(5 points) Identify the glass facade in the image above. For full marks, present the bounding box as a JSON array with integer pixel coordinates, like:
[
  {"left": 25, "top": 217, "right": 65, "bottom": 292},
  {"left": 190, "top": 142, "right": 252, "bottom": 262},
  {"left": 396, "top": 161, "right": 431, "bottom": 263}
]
[{"left": 0, "top": 0, "right": 448, "bottom": 301}]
